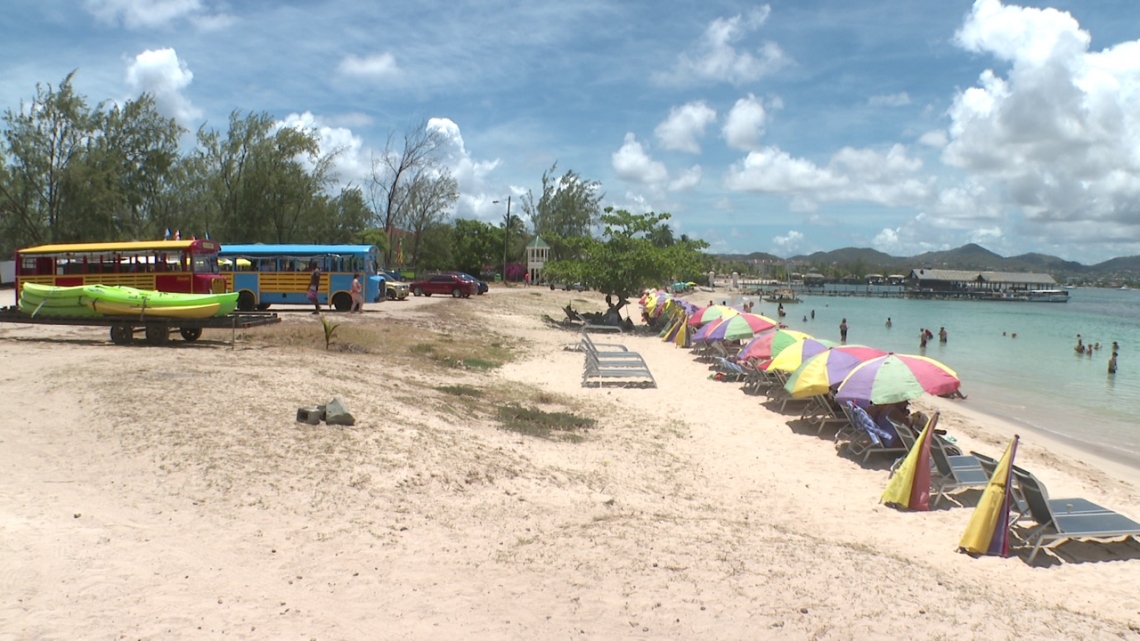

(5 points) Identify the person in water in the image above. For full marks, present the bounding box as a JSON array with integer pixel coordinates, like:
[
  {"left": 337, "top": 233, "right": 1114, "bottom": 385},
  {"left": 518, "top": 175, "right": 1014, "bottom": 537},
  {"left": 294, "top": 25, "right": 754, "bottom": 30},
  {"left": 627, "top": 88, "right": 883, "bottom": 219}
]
[
  {"left": 885, "top": 317, "right": 892, "bottom": 328},
  {"left": 839, "top": 318, "right": 848, "bottom": 343},
  {"left": 1109, "top": 351, "right": 1118, "bottom": 374},
  {"left": 939, "top": 327, "right": 947, "bottom": 343}
]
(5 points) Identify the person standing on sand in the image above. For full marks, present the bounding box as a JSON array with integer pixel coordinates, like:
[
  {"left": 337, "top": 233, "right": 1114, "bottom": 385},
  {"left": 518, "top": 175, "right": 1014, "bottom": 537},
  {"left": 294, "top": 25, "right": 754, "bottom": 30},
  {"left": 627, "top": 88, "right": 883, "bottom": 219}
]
[
  {"left": 307, "top": 260, "right": 321, "bottom": 314},
  {"left": 839, "top": 318, "right": 848, "bottom": 343},
  {"left": 349, "top": 272, "right": 364, "bottom": 313}
]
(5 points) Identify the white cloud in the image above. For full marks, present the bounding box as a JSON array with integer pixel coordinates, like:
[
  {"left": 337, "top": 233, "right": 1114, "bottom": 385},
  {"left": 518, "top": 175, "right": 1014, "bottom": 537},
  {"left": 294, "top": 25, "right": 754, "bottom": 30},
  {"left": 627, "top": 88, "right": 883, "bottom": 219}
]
[
  {"left": 612, "top": 133, "right": 669, "bottom": 184},
  {"left": 85, "top": 0, "right": 226, "bottom": 29},
  {"left": 124, "top": 48, "right": 200, "bottom": 124},
  {"left": 918, "top": 129, "right": 948, "bottom": 148},
  {"left": 942, "top": 0, "right": 1140, "bottom": 244},
  {"left": 338, "top": 53, "right": 400, "bottom": 81},
  {"left": 277, "top": 112, "right": 369, "bottom": 188},
  {"left": 654, "top": 102, "right": 717, "bottom": 153},
  {"left": 724, "top": 143, "right": 931, "bottom": 208},
  {"left": 722, "top": 94, "right": 767, "bottom": 151},
  {"left": 668, "top": 165, "right": 702, "bottom": 191},
  {"left": 426, "top": 118, "right": 503, "bottom": 219},
  {"left": 657, "top": 6, "right": 790, "bottom": 86},
  {"left": 868, "top": 92, "right": 911, "bottom": 107},
  {"left": 773, "top": 230, "right": 803, "bottom": 254}
]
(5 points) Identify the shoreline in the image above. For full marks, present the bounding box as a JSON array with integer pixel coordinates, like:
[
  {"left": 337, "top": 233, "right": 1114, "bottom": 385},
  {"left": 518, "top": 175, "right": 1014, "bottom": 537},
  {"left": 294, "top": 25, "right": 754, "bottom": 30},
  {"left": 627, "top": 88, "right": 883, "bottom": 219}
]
[{"left": 3, "top": 285, "right": 1140, "bottom": 637}]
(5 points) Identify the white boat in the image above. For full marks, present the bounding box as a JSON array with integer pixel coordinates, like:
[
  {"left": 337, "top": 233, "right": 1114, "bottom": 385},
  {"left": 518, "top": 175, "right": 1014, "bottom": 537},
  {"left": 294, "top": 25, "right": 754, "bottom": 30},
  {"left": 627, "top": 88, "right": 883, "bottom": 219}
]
[
  {"left": 1025, "top": 289, "right": 1070, "bottom": 302},
  {"left": 994, "top": 289, "right": 1069, "bottom": 303}
]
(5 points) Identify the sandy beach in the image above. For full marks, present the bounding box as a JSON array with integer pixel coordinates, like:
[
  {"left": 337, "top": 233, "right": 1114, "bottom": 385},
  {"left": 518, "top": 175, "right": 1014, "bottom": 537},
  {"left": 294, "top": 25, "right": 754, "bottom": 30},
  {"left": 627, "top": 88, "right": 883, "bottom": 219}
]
[{"left": 2, "top": 285, "right": 1139, "bottom": 640}]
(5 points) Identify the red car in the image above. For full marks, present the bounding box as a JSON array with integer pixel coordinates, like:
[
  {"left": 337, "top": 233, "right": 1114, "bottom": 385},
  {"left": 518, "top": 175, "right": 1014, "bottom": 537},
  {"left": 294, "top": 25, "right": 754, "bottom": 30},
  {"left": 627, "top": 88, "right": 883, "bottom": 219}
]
[{"left": 410, "top": 273, "right": 478, "bottom": 298}]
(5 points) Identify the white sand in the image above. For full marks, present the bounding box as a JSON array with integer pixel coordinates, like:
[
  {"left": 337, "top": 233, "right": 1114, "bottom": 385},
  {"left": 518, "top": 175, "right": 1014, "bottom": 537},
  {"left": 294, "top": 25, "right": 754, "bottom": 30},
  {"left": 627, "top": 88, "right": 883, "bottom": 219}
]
[{"left": 1, "top": 285, "right": 1139, "bottom": 639}]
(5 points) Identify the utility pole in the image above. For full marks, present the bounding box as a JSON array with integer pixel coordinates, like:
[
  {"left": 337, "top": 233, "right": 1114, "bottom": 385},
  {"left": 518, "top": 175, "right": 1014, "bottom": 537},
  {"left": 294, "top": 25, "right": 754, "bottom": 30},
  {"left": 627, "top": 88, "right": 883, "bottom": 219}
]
[{"left": 494, "top": 196, "right": 512, "bottom": 284}]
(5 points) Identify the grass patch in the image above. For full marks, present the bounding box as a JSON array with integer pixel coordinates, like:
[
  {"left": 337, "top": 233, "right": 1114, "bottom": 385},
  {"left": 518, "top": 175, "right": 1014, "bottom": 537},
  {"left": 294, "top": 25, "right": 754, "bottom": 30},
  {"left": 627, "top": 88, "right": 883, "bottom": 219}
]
[
  {"left": 496, "top": 404, "right": 596, "bottom": 442},
  {"left": 437, "top": 385, "right": 484, "bottom": 398}
]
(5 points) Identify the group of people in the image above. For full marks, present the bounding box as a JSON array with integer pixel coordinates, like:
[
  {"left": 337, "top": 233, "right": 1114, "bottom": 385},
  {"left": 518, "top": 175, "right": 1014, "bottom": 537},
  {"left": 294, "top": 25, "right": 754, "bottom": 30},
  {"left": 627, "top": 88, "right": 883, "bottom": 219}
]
[
  {"left": 1076, "top": 335, "right": 1120, "bottom": 374},
  {"left": 918, "top": 327, "right": 948, "bottom": 349},
  {"left": 306, "top": 261, "right": 366, "bottom": 314}
]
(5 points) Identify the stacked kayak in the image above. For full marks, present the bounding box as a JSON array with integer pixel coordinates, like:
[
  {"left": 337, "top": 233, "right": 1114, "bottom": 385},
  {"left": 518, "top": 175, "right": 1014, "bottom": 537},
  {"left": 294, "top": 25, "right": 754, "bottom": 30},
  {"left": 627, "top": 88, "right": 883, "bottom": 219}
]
[{"left": 19, "top": 283, "right": 239, "bottom": 319}]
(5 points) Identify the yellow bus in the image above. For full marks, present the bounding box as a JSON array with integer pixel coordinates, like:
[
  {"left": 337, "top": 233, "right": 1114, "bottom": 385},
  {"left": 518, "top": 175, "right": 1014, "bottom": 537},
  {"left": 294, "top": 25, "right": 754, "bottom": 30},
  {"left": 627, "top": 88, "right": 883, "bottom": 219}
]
[{"left": 16, "top": 240, "right": 227, "bottom": 294}]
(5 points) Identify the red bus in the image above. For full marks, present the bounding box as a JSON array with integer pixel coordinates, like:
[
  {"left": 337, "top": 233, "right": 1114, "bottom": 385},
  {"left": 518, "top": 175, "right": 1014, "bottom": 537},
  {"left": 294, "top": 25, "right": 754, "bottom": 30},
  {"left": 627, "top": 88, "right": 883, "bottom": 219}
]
[{"left": 16, "top": 240, "right": 227, "bottom": 294}]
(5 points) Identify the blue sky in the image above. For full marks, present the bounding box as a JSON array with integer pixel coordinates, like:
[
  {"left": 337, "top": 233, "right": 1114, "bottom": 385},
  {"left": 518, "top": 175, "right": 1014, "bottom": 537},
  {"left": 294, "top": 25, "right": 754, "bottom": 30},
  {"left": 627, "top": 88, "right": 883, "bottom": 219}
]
[{"left": 4, "top": 0, "right": 1140, "bottom": 264}]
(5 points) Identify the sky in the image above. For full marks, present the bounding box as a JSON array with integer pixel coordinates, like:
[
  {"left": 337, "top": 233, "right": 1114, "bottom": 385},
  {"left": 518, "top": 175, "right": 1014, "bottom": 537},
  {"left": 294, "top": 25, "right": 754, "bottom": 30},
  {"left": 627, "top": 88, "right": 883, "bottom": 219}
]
[{"left": 3, "top": 0, "right": 1140, "bottom": 265}]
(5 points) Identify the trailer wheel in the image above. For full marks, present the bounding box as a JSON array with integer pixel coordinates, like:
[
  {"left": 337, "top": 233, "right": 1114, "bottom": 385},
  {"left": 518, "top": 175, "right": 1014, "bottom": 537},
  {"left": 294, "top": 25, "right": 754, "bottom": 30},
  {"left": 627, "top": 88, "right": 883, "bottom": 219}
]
[
  {"left": 145, "top": 325, "right": 169, "bottom": 346},
  {"left": 179, "top": 327, "right": 203, "bottom": 342},
  {"left": 110, "top": 324, "right": 133, "bottom": 345},
  {"left": 237, "top": 291, "right": 256, "bottom": 312},
  {"left": 331, "top": 292, "right": 352, "bottom": 311}
]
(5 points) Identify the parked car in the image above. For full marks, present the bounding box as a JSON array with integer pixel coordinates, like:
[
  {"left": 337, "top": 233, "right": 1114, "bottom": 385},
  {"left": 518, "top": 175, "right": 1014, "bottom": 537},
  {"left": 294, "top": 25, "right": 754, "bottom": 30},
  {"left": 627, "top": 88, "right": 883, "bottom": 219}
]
[
  {"left": 446, "top": 271, "right": 489, "bottom": 295},
  {"left": 377, "top": 268, "right": 410, "bottom": 300},
  {"left": 409, "top": 273, "right": 478, "bottom": 298}
]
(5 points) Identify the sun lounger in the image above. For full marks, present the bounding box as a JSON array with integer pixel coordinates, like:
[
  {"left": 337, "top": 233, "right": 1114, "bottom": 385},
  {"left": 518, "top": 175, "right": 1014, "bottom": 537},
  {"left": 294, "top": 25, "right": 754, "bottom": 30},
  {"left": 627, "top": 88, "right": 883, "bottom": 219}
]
[
  {"left": 842, "top": 401, "right": 909, "bottom": 463},
  {"left": 1013, "top": 469, "right": 1140, "bottom": 562},
  {"left": 930, "top": 436, "right": 991, "bottom": 507},
  {"left": 804, "top": 394, "right": 850, "bottom": 434},
  {"left": 582, "top": 350, "right": 656, "bottom": 387}
]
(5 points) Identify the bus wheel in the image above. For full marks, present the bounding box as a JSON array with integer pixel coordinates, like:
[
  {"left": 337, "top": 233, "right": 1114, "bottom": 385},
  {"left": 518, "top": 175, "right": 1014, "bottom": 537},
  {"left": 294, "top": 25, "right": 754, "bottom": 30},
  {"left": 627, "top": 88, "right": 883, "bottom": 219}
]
[
  {"left": 110, "top": 324, "right": 133, "bottom": 345},
  {"left": 332, "top": 292, "right": 353, "bottom": 311},
  {"left": 145, "top": 325, "right": 169, "bottom": 346},
  {"left": 451, "top": 288, "right": 462, "bottom": 298},
  {"left": 179, "top": 327, "right": 203, "bottom": 342},
  {"left": 256, "top": 303, "right": 271, "bottom": 311},
  {"left": 237, "top": 291, "right": 256, "bottom": 312}
]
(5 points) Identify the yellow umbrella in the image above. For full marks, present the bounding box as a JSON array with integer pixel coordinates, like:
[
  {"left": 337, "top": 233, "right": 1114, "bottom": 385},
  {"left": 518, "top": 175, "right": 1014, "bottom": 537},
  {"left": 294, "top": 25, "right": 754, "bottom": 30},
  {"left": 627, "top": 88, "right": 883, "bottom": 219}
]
[
  {"left": 881, "top": 412, "right": 937, "bottom": 510},
  {"left": 959, "top": 435, "right": 1020, "bottom": 556}
]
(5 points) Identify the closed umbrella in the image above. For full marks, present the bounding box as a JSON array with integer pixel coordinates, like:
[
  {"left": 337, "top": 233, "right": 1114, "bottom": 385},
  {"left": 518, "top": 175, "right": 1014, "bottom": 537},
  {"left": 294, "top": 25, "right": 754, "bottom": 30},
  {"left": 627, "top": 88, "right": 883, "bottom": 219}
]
[{"left": 959, "top": 435, "right": 1020, "bottom": 557}]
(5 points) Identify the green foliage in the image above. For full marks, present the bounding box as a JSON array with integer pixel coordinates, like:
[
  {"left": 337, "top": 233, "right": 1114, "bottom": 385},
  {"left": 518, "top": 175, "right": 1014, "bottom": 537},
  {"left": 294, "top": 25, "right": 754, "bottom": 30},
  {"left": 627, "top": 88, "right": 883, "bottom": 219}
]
[
  {"left": 320, "top": 316, "right": 340, "bottom": 350},
  {"left": 450, "top": 218, "right": 500, "bottom": 276},
  {"left": 542, "top": 209, "right": 711, "bottom": 302},
  {"left": 520, "top": 163, "right": 603, "bottom": 260}
]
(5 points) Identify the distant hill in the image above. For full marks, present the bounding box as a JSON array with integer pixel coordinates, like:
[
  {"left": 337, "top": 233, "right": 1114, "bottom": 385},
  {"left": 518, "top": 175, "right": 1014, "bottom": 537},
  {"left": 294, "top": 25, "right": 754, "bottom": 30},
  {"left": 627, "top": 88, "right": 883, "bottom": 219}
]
[{"left": 718, "top": 243, "right": 1140, "bottom": 276}]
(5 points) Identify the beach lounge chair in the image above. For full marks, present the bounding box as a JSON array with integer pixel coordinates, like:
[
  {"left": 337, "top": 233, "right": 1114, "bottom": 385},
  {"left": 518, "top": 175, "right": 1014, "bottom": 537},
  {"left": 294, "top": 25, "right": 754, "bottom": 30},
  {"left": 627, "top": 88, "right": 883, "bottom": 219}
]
[
  {"left": 843, "top": 402, "right": 908, "bottom": 463},
  {"left": 930, "top": 436, "right": 990, "bottom": 508},
  {"left": 582, "top": 349, "right": 656, "bottom": 388},
  {"left": 803, "top": 394, "right": 850, "bottom": 434},
  {"left": 1014, "top": 469, "right": 1140, "bottom": 562},
  {"left": 712, "top": 356, "right": 747, "bottom": 382}
]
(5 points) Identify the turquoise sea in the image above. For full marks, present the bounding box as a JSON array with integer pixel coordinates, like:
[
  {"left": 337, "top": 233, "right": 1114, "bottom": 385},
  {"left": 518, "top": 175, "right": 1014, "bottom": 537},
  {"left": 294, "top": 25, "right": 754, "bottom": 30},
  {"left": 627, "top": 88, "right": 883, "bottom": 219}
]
[{"left": 726, "top": 287, "right": 1140, "bottom": 468}]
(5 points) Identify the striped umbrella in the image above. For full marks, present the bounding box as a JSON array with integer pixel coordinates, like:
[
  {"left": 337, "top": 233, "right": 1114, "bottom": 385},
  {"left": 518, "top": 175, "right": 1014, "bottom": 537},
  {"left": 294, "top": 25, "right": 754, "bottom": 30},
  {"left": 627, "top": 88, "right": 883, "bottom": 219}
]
[
  {"left": 687, "top": 304, "right": 738, "bottom": 327},
  {"left": 783, "top": 345, "right": 890, "bottom": 398},
  {"left": 700, "top": 312, "right": 779, "bottom": 342},
  {"left": 766, "top": 337, "right": 841, "bottom": 373},
  {"left": 738, "top": 329, "right": 811, "bottom": 361},
  {"left": 835, "top": 353, "right": 961, "bottom": 405}
]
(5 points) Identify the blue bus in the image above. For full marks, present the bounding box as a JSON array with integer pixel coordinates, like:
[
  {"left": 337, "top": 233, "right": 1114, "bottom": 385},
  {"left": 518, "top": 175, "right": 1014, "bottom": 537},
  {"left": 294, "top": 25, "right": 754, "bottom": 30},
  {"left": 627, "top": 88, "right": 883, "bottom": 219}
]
[{"left": 218, "top": 244, "right": 385, "bottom": 311}]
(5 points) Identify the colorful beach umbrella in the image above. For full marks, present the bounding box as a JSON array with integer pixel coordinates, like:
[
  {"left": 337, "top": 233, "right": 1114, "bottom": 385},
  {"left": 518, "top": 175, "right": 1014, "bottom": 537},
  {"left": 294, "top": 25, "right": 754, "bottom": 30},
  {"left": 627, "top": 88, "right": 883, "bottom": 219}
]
[
  {"left": 835, "top": 353, "right": 961, "bottom": 405},
  {"left": 766, "top": 337, "right": 840, "bottom": 373},
  {"left": 881, "top": 411, "right": 938, "bottom": 511},
  {"left": 700, "top": 312, "right": 779, "bottom": 342},
  {"left": 687, "top": 304, "right": 738, "bottom": 327},
  {"left": 959, "top": 435, "right": 1020, "bottom": 557},
  {"left": 783, "top": 345, "right": 889, "bottom": 398},
  {"left": 738, "top": 328, "right": 811, "bottom": 362}
]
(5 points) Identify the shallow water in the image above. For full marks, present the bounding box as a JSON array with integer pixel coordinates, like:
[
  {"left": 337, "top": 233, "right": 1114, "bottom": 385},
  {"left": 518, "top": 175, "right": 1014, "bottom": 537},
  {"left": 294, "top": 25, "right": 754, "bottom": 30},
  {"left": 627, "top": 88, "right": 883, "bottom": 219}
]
[{"left": 725, "top": 288, "right": 1140, "bottom": 467}]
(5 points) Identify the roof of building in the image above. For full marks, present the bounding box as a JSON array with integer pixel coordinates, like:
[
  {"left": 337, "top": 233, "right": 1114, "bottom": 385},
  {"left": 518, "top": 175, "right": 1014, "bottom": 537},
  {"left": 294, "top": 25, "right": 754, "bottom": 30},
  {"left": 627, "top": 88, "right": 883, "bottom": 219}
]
[
  {"left": 527, "top": 236, "right": 550, "bottom": 248},
  {"left": 908, "top": 269, "right": 1057, "bottom": 285}
]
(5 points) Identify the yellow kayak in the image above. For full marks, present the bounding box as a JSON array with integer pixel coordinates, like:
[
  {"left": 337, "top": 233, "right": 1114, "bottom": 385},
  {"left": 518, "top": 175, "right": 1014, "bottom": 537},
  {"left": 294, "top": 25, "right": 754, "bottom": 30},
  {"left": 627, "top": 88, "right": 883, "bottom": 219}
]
[{"left": 91, "top": 299, "right": 223, "bottom": 319}]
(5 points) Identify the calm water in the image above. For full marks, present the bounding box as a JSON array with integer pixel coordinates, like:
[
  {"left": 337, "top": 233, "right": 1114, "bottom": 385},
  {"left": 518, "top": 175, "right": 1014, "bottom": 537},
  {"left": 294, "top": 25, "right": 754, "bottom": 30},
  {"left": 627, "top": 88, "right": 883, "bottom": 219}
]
[{"left": 727, "top": 288, "right": 1140, "bottom": 467}]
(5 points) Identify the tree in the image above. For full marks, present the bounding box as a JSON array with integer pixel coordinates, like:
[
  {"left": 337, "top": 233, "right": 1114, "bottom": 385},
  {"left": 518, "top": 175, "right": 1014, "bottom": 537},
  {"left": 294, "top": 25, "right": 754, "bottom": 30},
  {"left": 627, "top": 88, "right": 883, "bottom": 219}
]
[
  {"left": 520, "top": 163, "right": 603, "bottom": 259},
  {"left": 0, "top": 71, "right": 98, "bottom": 247},
  {"left": 401, "top": 169, "right": 458, "bottom": 270},
  {"left": 369, "top": 120, "right": 447, "bottom": 266},
  {"left": 449, "top": 218, "right": 500, "bottom": 277},
  {"left": 543, "top": 209, "right": 710, "bottom": 307}
]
